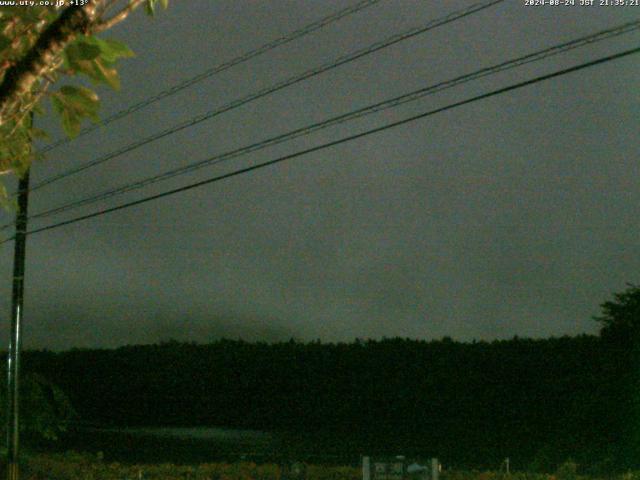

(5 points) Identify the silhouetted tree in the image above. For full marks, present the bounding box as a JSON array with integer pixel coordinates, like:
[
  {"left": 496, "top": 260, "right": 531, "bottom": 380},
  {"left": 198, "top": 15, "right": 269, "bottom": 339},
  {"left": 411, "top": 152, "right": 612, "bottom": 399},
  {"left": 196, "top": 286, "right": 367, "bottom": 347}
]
[
  {"left": 594, "top": 283, "right": 640, "bottom": 468},
  {"left": 594, "top": 283, "right": 640, "bottom": 343}
]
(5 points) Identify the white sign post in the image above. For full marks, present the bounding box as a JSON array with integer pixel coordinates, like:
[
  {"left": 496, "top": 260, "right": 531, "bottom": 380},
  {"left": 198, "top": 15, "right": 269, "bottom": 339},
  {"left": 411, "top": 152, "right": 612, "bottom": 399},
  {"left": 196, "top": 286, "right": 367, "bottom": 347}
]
[
  {"left": 363, "top": 456, "right": 371, "bottom": 480},
  {"left": 431, "top": 458, "right": 439, "bottom": 480}
]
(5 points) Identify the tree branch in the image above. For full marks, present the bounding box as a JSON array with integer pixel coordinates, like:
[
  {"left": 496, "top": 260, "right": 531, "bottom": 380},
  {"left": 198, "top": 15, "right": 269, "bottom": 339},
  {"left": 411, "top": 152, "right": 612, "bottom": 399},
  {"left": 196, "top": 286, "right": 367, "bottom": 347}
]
[
  {"left": 8, "top": 80, "right": 51, "bottom": 137},
  {"left": 93, "top": 0, "right": 146, "bottom": 33},
  {"left": 0, "top": 2, "right": 102, "bottom": 126}
]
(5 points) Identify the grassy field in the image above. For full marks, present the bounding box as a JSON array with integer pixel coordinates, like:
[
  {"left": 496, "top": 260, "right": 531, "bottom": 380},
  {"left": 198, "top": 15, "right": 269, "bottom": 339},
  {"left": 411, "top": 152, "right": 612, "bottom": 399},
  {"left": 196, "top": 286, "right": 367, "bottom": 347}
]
[
  {"left": 21, "top": 452, "right": 359, "bottom": 480},
  {"left": 14, "top": 452, "right": 622, "bottom": 480}
]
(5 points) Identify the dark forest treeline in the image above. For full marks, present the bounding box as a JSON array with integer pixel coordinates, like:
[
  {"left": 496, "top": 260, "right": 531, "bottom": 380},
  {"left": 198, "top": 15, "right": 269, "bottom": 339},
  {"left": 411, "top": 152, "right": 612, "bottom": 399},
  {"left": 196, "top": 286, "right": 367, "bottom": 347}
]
[{"left": 17, "top": 333, "right": 637, "bottom": 472}]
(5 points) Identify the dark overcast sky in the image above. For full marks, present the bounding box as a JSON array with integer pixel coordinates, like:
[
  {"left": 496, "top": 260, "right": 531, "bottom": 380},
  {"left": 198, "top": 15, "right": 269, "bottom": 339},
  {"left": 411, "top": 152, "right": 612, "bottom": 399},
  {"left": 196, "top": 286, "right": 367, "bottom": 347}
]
[{"left": 0, "top": 0, "right": 638, "bottom": 350}]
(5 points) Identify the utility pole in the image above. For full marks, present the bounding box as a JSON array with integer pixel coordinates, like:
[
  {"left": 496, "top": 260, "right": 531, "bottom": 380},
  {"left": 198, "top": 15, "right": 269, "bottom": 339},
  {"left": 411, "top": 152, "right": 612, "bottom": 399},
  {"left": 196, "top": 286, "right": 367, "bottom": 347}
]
[{"left": 6, "top": 168, "right": 30, "bottom": 480}]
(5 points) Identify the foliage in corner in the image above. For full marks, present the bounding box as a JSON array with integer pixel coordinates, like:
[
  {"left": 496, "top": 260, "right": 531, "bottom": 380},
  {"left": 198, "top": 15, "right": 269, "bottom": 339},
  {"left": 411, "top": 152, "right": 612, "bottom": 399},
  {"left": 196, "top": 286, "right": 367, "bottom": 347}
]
[
  {"left": 0, "top": 0, "right": 168, "bottom": 180},
  {"left": 0, "top": 370, "right": 77, "bottom": 443}
]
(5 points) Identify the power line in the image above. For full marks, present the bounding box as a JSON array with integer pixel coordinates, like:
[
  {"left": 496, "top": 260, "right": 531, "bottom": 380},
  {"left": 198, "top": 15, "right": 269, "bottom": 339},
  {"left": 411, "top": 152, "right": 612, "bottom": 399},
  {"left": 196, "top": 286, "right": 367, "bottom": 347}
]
[
  {"left": 37, "top": 0, "right": 384, "bottom": 154},
  {"left": 29, "top": 0, "right": 505, "bottom": 193},
  {"left": 3, "top": 44, "right": 636, "bottom": 245},
  {"left": 14, "top": 19, "right": 640, "bottom": 227},
  {"left": 32, "top": 0, "right": 503, "bottom": 191}
]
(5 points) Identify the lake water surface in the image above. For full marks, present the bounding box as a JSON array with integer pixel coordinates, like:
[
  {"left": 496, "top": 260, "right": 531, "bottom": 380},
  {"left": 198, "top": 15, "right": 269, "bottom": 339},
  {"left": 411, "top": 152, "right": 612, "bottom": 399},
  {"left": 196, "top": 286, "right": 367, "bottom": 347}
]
[
  {"left": 52, "top": 426, "right": 363, "bottom": 466},
  {"left": 97, "top": 426, "right": 272, "bottom": 441}
]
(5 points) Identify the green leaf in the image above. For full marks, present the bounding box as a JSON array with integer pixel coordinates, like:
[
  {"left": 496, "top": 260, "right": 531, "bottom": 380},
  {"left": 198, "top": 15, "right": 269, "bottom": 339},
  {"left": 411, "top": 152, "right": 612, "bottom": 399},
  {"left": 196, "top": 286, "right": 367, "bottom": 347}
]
[
  {"left": 59, "top": 85, "right": 100, "bottom": 121},
  {"left": 50, "top": 94, "right": 65, "bottom": 116},
  {"left": 65, "top": 40, "right": 101, "bottom": 63},
  {"left": 92, "top": 59, "right": 120, "bottom": 90},
  {"left": 64, "top": 36, "right": 131, "bottom": 90},
  {"left": 63, "top": 43, "right": 91, "bottom": 73},
  {"left": 78, "top": 36, "right": 134, "bottom": 62},
  {"left": 0, "top": 183, "right": 16, "bottom": 214},
  {"left": 51, "top": 86, "right": 100, "bottom": 137},
  {"left": 144, "top": 0, "right": 168, "bottom": 15},
  {"left": 61, "top": 108, "right": 81, "bottom": 138},
  {"left": 59, "top": 85, "right": 99, "bottom": 104},
  {"left": 76, "top": 41, "right": 101, "bottom": 60},
  {"left": 96, "top": 38, "right": 135, "bottom": 63},
  {"left": 145, "top": 0, "right": 156, "bottom": 16},
  {"left": 51, "top": 90, "right": 93, "bottom": 138},
  {"left": 0, "top": 122, "right": 34, "bottom": 176}
]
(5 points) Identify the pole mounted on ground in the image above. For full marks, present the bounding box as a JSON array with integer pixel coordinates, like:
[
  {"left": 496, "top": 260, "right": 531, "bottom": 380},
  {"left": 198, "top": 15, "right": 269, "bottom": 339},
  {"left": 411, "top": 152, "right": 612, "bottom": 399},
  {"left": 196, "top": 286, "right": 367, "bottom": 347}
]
[{"left": 6, "top": 168, "right": 30, "bottom": 480}]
